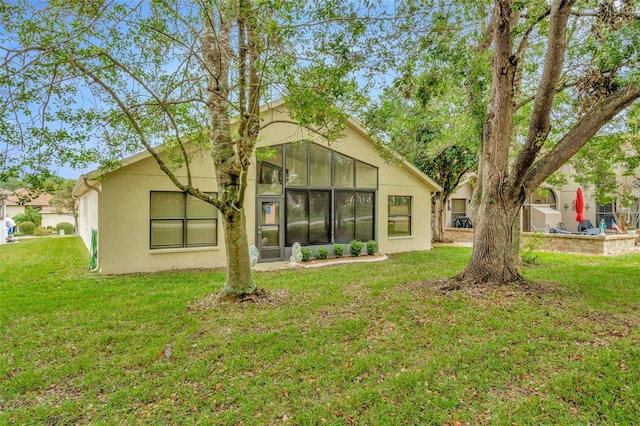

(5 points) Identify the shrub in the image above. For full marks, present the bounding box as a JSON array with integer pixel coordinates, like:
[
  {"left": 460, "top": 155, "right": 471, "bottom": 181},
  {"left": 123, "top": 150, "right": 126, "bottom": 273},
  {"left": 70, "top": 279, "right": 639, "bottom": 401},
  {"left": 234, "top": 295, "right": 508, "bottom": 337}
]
[
  {"left": 521, "top": 230, "right": 544, "bottom": 265},
  {"left": 316, "top": 246, "right": 328, "bottom": 260},
  {"left": 366, "top": 240, "right": 377, "bottom": 255},
  {"left": 333, "top": 243, "right": 345, "bottom": 257},
  {"left": 301, "top": 247, "right": 312, "bottom": 262},
  {"left": 56, "top": 222, "right": 75, "bottom": 234},
  {"left": 13, "top": 206, "right": 42, "bottom": 226},
  {"left": 18, "top": 221, "right": 36, "bottom": 235},
  {"left": 34, "top": 226, "right": 50, "bottom": 236},
  {"left": 349, "top": 240, "right": 363, "bottom": 256}
]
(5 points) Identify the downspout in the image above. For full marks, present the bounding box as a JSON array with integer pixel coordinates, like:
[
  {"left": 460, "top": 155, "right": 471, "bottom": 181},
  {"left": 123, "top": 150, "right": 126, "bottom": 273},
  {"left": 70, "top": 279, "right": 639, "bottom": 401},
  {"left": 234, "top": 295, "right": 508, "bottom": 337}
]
[{"left": 83, "top": 176, "right": 102, "bottom": 272}]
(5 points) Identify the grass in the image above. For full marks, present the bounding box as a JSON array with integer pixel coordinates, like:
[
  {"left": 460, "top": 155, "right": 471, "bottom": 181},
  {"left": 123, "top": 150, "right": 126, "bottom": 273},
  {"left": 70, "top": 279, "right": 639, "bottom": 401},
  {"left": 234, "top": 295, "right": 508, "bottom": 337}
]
[{"left": 1, "top": 237, "right": 639, "bottom": 425}]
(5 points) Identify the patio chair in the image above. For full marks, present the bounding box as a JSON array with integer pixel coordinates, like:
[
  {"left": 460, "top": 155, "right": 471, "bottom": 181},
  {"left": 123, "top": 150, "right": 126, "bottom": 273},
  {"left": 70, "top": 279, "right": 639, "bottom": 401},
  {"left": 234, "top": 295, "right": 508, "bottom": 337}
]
[{"left": 530, "top": 220, "right": 548, "bottom": 233}]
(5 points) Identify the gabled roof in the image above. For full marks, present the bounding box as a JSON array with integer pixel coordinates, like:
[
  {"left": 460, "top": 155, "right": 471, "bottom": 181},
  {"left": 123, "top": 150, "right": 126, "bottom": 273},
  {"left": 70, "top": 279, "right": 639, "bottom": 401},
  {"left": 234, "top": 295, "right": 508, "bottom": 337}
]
[{"left": 73, "top": 101, "right": 442, "bottom": 196}]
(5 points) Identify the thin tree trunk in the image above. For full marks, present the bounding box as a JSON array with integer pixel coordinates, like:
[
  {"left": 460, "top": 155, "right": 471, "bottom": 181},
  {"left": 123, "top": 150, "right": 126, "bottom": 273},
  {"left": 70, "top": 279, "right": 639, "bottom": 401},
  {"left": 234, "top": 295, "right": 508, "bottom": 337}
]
[
  {"left": 217, "top": 208, "right": 256, "bottom": 302},
  {"left": 432, "top": 193, "right": 446, "bottom": 242}
]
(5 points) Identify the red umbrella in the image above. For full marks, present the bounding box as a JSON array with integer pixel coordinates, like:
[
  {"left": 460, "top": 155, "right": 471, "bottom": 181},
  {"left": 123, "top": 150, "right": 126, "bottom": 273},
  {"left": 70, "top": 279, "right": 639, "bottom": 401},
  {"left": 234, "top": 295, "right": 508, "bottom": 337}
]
[{"left": 575, "top": 188, "right": 585, "bottom": 223}]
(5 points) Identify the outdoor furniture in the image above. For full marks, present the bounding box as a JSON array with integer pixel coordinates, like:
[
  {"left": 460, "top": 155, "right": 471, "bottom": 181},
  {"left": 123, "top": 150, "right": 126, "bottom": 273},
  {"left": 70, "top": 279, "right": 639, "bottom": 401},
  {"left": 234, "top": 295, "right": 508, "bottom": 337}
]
[
  {"left": 551, "top": 227, "right": 571, "bottom": 234},
  {"left": 581, "top": 227, "right": 601, "bottom": 236},
  {"left": 530, "top": 220, "right": 548, "bottom": 233},
  {"left": 453, "top": 216, "right": 472, "bottom": 228},
  {"left": 577, "top": 219, "right": 594, "bottom": 233}
]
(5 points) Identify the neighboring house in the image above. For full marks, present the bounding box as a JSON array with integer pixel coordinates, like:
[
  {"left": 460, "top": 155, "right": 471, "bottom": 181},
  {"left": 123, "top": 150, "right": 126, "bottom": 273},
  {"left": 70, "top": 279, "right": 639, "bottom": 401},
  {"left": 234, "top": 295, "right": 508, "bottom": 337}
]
[
  {"left": 447, "top": 165, "right": 640, "bottom": 233},
  {"left": 73, "top": 101, "right": 442, "bottom": 274},
  {"left": 3, "top": 189, "right": 76, "bottom": 229}
]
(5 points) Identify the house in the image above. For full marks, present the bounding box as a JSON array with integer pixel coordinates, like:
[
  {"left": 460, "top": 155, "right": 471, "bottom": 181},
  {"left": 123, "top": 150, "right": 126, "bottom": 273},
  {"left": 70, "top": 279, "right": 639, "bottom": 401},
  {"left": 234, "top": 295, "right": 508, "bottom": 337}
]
[
  {"left": 73, "top": 102, "right": 442, "bottom": 274},
  {"left": 2, "top": 189, "right": 76, "bottom": 229},
  {"left": 446, "top": 166, "right": 640, "bottom": 233}
]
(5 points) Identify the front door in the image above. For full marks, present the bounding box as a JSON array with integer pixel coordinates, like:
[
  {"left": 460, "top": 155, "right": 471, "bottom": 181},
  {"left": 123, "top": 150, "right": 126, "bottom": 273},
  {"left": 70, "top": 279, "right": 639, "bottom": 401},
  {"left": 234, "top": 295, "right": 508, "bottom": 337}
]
[{"left": 257, "top": 198, "right": 283, "bottom": 261}]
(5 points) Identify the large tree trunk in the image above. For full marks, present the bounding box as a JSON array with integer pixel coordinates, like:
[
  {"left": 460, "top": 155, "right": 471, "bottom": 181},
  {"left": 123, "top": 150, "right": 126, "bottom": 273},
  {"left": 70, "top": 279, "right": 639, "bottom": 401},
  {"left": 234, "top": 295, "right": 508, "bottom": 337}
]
[{"left": 458, "top": 198, "right": 522, "bottom": 284}]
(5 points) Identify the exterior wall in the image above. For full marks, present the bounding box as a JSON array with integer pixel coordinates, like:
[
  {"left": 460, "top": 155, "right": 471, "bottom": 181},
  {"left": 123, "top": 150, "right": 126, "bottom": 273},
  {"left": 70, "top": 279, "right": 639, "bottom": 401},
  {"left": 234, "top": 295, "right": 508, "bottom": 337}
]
[
  {"left": 96, "top": 155, "right": 222, "bottom": 274},
  {"left": 6, "top": 205, "right": 23, "bottom": 218},
  {"left": 445, "top": 182, "right": 474, "bottom": 227},
  {"left": 41, "top": 213, "right": 76, "bottom": 229},
  {"left": 78, "top": 188, "right": 100, "bottom": 251},
  {"left": 444, "top": 228, "right": 638, "bottom": 255},
  {"left": 521, "top": 232, "right": 638, "bottom": 255}
]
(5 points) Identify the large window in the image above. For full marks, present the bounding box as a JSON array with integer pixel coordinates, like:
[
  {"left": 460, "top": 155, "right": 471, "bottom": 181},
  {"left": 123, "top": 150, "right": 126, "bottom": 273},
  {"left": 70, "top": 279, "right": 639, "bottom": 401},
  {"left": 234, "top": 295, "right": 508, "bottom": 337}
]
[
  {"left": 335, "top": 191, "right": 375, "bottom": 242},
  {"left": 258, "top": 141, "right": 378, "bottom": 247},
  {"left": 256, "top": 145, "right": 283, "bottom": 195},
  {"left": 150, "top": 192, "right": 217, "bottom": 249},
  {"left": 285, "top": 189, "right": 331, "bottom": 245},
  {"left": 388, "top": 196, "right": 411, "bottom": 236}
]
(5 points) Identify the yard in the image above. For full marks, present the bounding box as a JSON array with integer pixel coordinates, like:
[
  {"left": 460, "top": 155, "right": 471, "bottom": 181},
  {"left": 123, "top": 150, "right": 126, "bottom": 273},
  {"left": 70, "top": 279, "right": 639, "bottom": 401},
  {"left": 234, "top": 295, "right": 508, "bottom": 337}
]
[{"left": 1, "top": 237, "right": 639, "bottom": 425}]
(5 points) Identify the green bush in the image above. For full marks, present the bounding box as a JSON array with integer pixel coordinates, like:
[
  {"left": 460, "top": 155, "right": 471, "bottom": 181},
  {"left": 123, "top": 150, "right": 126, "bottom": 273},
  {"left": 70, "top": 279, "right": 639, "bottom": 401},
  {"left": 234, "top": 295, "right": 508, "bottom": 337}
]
[
  {"left": 13, "top": 206, "right": 42, "bottom": 226},
  {"left": 333, "top": 243, "right": 345, "bottom": 257},
  {"left": 316, "top": 246, "right": 328, "bottom": 260},
  {"left": 366, "top": 240, "right": 377, "bottom": 255},
  {"left": 349, "top": 240, "right": 363, "bottom": 256},
  {"left": 34, "top": 226, "right": 50, "bottom": 236},
  {"left": 55, "top": 222, "right": 75, "bottom": 234},
  {"left": 18, "top": 221, "right": 36, "bottom": 235},
  {"left": 301, "top": 247, "right": 312, "bottom": 262}
]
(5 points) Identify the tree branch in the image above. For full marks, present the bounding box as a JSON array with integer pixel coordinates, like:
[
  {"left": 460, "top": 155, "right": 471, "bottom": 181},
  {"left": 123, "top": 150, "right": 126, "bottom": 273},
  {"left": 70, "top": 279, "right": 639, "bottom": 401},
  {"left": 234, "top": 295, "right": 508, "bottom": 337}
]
[{"left": 524, "top": 83, "right": 640, "bottom": 192}]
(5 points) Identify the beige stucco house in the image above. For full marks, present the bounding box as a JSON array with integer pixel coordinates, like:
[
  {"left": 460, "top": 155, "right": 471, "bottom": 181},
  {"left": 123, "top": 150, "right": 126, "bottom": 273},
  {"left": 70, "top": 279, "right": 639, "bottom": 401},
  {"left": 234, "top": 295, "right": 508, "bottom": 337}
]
[
  {"left": 1, "top": 189, "right": 76, "bottom": 229},
  {"left": 447, "top": 166, "right": 640, "bottom": 233},
  {"left": 73, "top": 102, "right": 442, "bottom": 274}
]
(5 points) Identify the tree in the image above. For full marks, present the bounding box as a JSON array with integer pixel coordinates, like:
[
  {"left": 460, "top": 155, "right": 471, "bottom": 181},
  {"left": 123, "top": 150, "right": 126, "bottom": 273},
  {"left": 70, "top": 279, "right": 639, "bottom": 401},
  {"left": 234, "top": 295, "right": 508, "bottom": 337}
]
[
  {"left": 46, "top": 178, "right": 79, "bottom": 233},
  {"left": 364, "top": 88, "right": 479, "bottom": 242},
  {"left": 457, "top": 0, "right": 640, "bottom": 284},
  {"left": 1, "top": 1, "right": 364, "bottom": 301}
]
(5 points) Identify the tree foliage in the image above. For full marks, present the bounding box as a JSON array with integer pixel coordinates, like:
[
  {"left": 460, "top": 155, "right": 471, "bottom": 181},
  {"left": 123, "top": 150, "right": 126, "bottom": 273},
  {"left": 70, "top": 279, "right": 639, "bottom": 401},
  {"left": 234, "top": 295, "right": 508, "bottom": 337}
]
[
  {"left": 1, "top": 0, "right": 367, "bottom": 299},
  {"left": 368, "top": 0, "right": 640, "bottom": 284}
]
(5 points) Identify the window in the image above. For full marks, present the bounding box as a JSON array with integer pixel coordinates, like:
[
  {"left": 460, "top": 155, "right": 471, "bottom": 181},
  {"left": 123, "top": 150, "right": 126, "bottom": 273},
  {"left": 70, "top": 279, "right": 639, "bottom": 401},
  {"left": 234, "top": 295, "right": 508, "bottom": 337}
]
[
  {"left": 450, "top": 198, "right": 467, "bottom": 224},
  {"left": 262, "top": 141, "right": 379, "bottom": 247},
  {"left": 356, "top": 161, "right": 377, "bottom": 188},
  {"left": 388, "top": 196, "right": 411, "bottom": 236},
  {"left": 256, "top": 145, "right": 283, "bottom": 195},
  {"left": 334, "top": 152, "right": 354, "bottom": 188},
  {"left": 309, "top": 144, "right": 332, "bottom": 187},
  {"left": 596, "top": 202, "right": 614, "bottom": 228},
  {"left": 150, "top": 191, "right": 217, "bottom": 249},
  {"left": 285, "top": 189, "right": 331, "bottom": 245},
  {"left": 335, "top": 191, "right": 375, "bottom": 242},
  {"left": 285, "top": 143, "right": 308, "bottom": 186}
]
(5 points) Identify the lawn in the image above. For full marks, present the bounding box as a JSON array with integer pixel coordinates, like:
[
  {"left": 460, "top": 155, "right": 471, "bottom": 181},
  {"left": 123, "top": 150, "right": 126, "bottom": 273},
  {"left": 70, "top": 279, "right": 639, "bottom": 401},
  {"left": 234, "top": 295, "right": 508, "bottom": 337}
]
[{"left": 1, "top": 237, "right": 639, "bottom": 425}]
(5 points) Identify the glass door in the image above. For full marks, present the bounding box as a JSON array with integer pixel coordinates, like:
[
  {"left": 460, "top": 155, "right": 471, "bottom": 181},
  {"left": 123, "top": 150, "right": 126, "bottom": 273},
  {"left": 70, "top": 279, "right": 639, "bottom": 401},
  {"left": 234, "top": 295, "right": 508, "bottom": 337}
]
[{"left": 257, "top": 198, "right": 283, "bottom": 261}]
